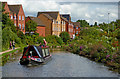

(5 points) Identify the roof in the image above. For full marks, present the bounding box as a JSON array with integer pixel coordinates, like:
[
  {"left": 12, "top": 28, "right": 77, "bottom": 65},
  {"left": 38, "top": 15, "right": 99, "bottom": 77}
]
[
  {"left": 28, "top": 16, "right": 45, "bottom": 26},
  {"left": 8, "top": 5, "right": 21, "bottom": 14},
  {"left": 2, "top": 2, "right": 7, "bottom": 5},
  {"left": 61, "top": 14, "right": 71, "bottom": 22},
  {"left": 60, "top": 15, "right": 68, "bottom": 22},
  {"left": 23, "top": 45, "right": 43, "bottom": 58},
  {"left": 72, "top": 22, "right": 80, "bottom": 27},
  {"left": 37, "top": 11, "right": 59, "bottom": 20},
  {"left": 42, "top": 13, "right": 53, "bottom": 20}
]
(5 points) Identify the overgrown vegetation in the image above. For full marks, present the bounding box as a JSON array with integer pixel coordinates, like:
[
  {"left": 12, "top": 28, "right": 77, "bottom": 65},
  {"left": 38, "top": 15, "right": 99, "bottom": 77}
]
[{"left": 66, "top": 20, "right": 120, "bottom": 73}]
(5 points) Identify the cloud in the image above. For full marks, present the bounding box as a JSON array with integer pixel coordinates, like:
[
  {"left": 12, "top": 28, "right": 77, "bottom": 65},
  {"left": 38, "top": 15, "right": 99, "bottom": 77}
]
[{"left": 1, "top": 0, "right": 118, "bottom": 25}]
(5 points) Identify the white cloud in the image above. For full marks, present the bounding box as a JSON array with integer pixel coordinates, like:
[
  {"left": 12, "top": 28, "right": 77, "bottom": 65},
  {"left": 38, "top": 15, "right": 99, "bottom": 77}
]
[{"left": 1, "top": 0, "right": 118, "bottom": 25}]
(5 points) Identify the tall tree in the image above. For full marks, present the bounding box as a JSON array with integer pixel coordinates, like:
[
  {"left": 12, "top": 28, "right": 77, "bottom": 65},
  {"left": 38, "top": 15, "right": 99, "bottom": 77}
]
[
  {"left": 25, "top": 20, "right": 37, "bottom": 34},
  {"left": 94, "top": 22, "right": 97, "bottom": 26},
  {"left": 77, "top": 20, "right": 89, "bottom": 27}
]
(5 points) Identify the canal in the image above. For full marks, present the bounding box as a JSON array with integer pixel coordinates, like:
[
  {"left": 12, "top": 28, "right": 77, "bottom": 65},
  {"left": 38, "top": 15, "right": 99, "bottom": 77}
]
[{"left": 2, "top": 50, "right": 119, "bottom": 77}]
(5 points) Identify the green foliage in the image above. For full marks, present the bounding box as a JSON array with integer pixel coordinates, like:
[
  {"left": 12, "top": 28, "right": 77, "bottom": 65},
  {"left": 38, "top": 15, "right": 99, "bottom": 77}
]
[
  {"left": 17, "top": 30, "right": 26, "bottom": 44},
  {"left": 25, "top": 20, "right": 37, "bottom": 34},
  {"left": 25, "top": 35, "right": 34, "bottom": 45},
  {"left": 2, "top": 13, "right": 17, "bottom": 33},
  {"left": 45, "top": 35, "right": 63, "bottom": 47},
  {"left": 37, "top": 36, "right": 44, "bottom": 44},
  {"left": 77, "top": 20, "right": 89, "bottom": 27},
  {"left": 67, "top": 25, "right": 120, "bottom": 71},
  {"left": 2, "top": 27, "right": 21, "bottom": 51},
  {"left": 94, "top": 22, "right": 97, "bottom": 26},
  {"left": 59, "top": 32, "right": 70, "bottom": 43}
]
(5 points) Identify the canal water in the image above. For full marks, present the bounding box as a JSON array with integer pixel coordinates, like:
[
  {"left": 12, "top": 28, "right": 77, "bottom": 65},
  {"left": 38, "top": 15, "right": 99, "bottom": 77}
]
[{"left": 2, "top": 50, "right": 119, "bottom": 77}]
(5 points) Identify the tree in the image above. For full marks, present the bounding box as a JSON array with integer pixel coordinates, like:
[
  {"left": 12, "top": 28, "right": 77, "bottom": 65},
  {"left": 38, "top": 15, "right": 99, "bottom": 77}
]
[
  {"left": 2, "top": 27, "right": 21, "bottom": 50},
  {"left": 2, "top": 13, "right": 17, "bottom": 33},
  {"left": 25, "top": 20, "right": 37, "bottom": 34},
  {"left": 94, "top": 22, "right": 97, "bottom": 26},
  {"left": 77, "top": 20, "right": 89, "bottom": 27},
  {"left": 59, "top": 32, "right": 70, "bottom": 43}
]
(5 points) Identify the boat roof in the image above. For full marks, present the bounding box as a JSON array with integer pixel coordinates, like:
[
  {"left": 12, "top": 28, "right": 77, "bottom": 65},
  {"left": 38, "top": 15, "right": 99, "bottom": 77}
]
[{"left": 23, "top": 45, "right": 47, "bottom": 57}]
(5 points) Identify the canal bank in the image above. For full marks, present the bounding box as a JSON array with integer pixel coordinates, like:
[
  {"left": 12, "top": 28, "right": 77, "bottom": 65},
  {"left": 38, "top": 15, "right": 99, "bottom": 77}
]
[{"left": 2, "top": 50, "right": 119, "bottom": 77}]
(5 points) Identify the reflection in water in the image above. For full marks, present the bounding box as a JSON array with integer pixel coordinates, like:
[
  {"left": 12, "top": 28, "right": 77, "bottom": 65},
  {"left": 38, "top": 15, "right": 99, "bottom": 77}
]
[{"left": 2, "top": 50, "right": 119, "bottom": 77}]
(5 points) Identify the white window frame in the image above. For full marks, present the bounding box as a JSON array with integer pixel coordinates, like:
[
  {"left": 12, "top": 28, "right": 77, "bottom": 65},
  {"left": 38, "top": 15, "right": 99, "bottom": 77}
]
[
  {"left": 76, "top": 27, "right": 78, "bottom": 29},
  {"left": 22, "top": 16, "right": 24, "bottom": 20},
  {"left": 76, "top": 31, "right": 78, "bottom": 34},
  {"left": 19, "top": 24, "right": 21, "bottom": 29},
  {"left": 14, "top": 15, "right": 16, "bottom": 20},
  {"left": 19, "top": 16, "right": 21, "bottom": 20},
  {"left": 14, "top": 23, "right": 16, "bottom": 26},
  {"left": 22, "top": 24, "right": 24, "bottom": 30},
  {"left": 11, "top": 15, "right": 13, "bottom": 19}
]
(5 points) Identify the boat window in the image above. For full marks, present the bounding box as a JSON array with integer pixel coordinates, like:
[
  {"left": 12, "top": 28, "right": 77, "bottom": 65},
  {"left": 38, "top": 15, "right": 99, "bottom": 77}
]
[
  {"left": 45, "top": 49, "right": 49, "bottom": 56},
  {"left": 42, "top": 49, "right": 46, "bottom": 57}
]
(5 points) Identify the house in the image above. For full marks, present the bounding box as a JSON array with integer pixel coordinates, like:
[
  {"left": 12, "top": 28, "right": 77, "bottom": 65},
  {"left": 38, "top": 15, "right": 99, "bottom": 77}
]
[
  {"left": 72, "top": 22, "right": 80, "bottom": 36},
  {"left": 61, "top": 14, "right": 71, "bottom": 32},
  {"left": 60, "top": 15, "right": 69, "bottom": 32},
  {"left": 2, "top": 2, "right": 25, "bottom": 34},
  {"left": 37, "top": 11, "right": 61, "bottom": 37},
  {"left": 26, "top": 16, "right": 46, "bottom": 37},
  {"left": 68, "top": 22, "right": 74, "bottom": 39}
]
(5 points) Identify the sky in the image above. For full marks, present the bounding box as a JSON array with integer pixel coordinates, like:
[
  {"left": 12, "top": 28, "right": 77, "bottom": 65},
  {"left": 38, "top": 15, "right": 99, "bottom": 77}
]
[{"left": 0, "top": 0, "right": 120, "bottom": 25}]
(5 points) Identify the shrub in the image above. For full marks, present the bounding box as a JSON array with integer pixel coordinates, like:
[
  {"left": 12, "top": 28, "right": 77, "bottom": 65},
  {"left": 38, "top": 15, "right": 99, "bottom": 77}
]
[
  {"left": 37, "top": 36, "right": 44, "bottom": 44},
  {"left": 45, "top": 35, "right": 63, "bottom": 46},
  {"left": 59, "top": 32, "right": 70, "bottom": 43}
]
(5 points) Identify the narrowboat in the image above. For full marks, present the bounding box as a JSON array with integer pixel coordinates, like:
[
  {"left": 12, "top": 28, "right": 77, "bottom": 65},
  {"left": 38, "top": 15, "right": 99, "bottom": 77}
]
[{"left": 20, "top": 45, "right": 51, "bottom": 66}]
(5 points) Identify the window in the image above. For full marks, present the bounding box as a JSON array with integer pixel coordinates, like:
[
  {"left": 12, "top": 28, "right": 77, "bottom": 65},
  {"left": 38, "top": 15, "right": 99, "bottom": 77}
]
[
  {"left": 45, "top": 49, "right": 49, "bottom": 56},
  {"left": 42, "top": 49, "right": 46, "bottom": 57},
  {"left": 19, "top": 24, "right": 21, "bottom": 29},
  {"left": 76, "top": 27, "right": 78, "bottom": 29},
  {"left": 76, "top": 31, "right": 78, "bottom": 34},
  {"left": 14, "top": 15, "right": 16, "bottom": 20},
  {"left": 62, "top": 27, "right": 63, "bottom": 31},
  {"left": 14, "top": 23, "right": 16, "bottom": 26},
  {"left": 58, "top": 21, "right": 60, "bottom": 24},
  {"left": 22, "top": 24, "right": 24, "bottom": 30},
  {"left": 22, "top": 16, "right": 24, "bottom": 20},
  {"left": 11, "top": 15, "right": 13, "bottom": 19},
  {"left": 19, "top": 16, "right": 21, "bottom": 20}
]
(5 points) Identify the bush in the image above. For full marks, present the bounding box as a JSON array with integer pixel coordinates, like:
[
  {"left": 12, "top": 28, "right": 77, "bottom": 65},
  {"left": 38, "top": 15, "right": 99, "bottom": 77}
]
[
  {"left": 59, "top": 32, "right": 70, "bottom": 43},
  {"left": 45, "top": 35, "right": 63, "bottom": 46},
  {"left": 37, "top": 36, "right": 44, "bottom": 44},
  {"left": 2, "top": 27, "right": 22, "bottom": 51}
]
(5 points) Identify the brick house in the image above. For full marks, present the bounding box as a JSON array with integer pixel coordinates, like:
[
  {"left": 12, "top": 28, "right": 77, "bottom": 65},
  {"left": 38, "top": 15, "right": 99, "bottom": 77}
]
[
  {"left": 61, "top": 14, "right": 71, "bottom": 32},
  {"left": 37, "top": 11, "right": 61, "bottom": 37},
  {"left": 72, "top": 22, "right": 80, "bottom": 36},
  {"left": 26, "top": 16, "right": 46, "bottom": 37},
  {"left": 2, "top": 2, "right": 10, "bottom": 14},
  {"left": 2, "top": 2, "right": 25, "bottom": 34},
  {"left": 68, "top": 22, "right": 74, "bottom": 39}
]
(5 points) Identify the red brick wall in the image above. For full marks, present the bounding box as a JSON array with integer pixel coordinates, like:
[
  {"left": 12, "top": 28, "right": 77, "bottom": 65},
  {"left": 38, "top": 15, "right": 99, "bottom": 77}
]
[
  {"left": 17, "top": 5, "right": 25, "bottom": 34},
  {"left": 75, "top": 26, "right": 80, "bottom": 36},
  {"left": 36, "top": 26, "right": 45, "bottom": 37},
  {"left": 68, "top": 24, "right": 73, "bottom": 38},
  {"left": 37, "top": 14, "right": 52, "bottom": 36},
  {"left": 3, "top": 2, "right": 10, "bottom": 14}
]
